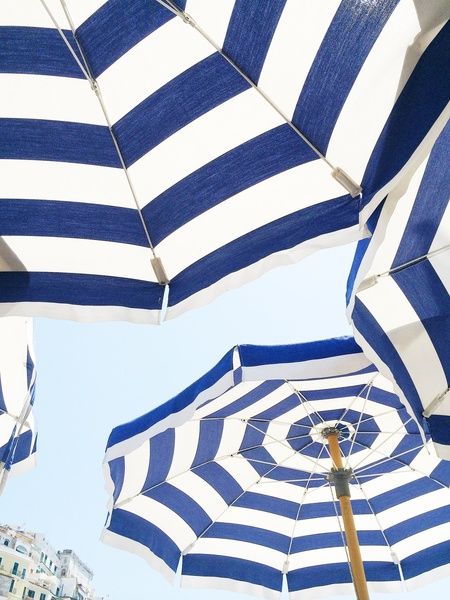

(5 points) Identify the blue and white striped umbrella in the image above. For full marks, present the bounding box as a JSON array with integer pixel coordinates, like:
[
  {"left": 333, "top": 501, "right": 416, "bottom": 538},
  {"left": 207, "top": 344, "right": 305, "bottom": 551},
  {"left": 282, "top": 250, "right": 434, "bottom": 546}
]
[
  {"left": 103, "top": 338, "right": 450, "bottom": 599},
  {"left": 1, "top": 1, "right": 449, "bottom": 323},
  {"left": 347, "top": 120, "right": 450, "bottom": 460},
  {"left": 0, "top": 318, "right": 37, "bottom": 493}
]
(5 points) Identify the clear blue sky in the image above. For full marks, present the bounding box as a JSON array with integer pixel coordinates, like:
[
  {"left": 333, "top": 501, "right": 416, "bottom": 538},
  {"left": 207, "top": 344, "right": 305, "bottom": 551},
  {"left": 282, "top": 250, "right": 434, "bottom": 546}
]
[{"left": 1, "top": 243, "right": 448, "bottom": 600}]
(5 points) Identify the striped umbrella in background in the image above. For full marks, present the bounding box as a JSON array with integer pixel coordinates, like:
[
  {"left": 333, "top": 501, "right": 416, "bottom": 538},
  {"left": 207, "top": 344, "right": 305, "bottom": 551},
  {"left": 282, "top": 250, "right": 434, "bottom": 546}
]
[
  {"left": 347, "top": 120, "right": 450, "bottom": 460},
  {"left": 0, "top": 318, "right": 37, "bottom": 494},
  {"left": 0, "top": 1, "right": 449, "bottom": 323},
  {"left": 103, "top": 338, "right": 450, "bottom": 600}
]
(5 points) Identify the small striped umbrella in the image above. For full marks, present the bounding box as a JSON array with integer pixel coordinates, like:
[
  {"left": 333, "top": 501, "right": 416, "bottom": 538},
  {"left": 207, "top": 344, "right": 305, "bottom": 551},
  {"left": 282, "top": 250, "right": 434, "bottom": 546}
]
[
  {"left": 0, "top": 1, "right": 449, "bottom": 323},
  {"left": 103, "top": 338, "right": 450, "bottom": 599},
  {"left": 347, "top": 120, "right": 450, "bottom": 460},
  {"left": 0, "top": 318, "right": 37, "bottom": 494}
]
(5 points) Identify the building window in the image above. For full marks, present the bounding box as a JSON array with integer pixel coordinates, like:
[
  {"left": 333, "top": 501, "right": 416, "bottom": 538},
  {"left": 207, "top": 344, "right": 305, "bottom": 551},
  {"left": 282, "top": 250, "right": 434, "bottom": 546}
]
[
  {"left": 40, "top": 594, "right": 46, "bottom": 600},
  {"left": 56, "top": 587, "right": 60, "bottom": 597},
  {"left": 22, "top": 568, "right": 26, "bottom": 579},
  {"left": 9, "top": 580, "right": 14, "bottom": 593},
  {"left": 22, "top": 588, "right": 27, "bottom": 599},
  {"left": 12, "top": 562, "right": 19, "bottom": 575},
  {"left": 4, "top": 539, "right": 9, "bottom": 546},
  {"left": 27, "top": 591, "right": 35, "bottom": 598}
]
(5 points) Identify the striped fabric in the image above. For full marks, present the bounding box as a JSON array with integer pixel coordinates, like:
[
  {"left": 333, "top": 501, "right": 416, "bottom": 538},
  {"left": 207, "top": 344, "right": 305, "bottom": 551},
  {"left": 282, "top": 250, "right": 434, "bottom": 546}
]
[
  {"left": 103, "top": 338, "right": 450, "bottom": 599},
  {"left": 1, "top": 1, "right": 449, "bottom": 323},
  {"left": 0, "top": 318, "right": 37, "bottom": 493},
  {"left": 347, "top": 121, "right": 450, "bottom": 460}
]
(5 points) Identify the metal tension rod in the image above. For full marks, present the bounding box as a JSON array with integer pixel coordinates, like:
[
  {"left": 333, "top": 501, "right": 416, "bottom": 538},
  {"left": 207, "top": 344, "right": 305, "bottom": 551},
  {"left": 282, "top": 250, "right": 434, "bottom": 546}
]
[{"left": 324, "top": 427, "right": 370, "bottom": 600}]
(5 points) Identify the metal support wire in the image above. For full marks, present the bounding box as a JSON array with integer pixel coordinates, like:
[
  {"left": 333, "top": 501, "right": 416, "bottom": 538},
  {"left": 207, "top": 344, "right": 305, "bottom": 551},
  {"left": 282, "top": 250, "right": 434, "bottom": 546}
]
[
  {"left": 358, "top": 244, "right": 450, "bottom": 291},
  {"left": 40, "top": 0, "right": 170, "bottom": 287},
  {"left": 154, "top": 0, "right": 362, "bottom": 198}
]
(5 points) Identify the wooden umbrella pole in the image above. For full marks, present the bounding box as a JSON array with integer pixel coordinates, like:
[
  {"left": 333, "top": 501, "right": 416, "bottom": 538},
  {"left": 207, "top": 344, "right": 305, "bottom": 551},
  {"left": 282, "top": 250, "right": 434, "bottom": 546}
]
[{"left": 326, "top": 431, "right": 370, "bottom": 600}]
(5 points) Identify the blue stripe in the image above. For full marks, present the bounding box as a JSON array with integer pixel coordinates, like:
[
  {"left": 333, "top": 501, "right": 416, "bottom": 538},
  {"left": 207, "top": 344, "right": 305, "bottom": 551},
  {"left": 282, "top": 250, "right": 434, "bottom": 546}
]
[
  {"left": 386, "top": 505, "right": 450, "bottom": 544},
  {"left": 143, "top": 124, "right": 317, "bottom": 245},
  {"left": 194, "top": 462, "right": 243, "bottom": 504},
  {"left": 0, "top": 119, "right": 120, "bottom": 167},
  {"left": 204, "top": 523, "right": 289, "bottom": 553},
  {"left": 75, "top": 0, "right": 184, "bottom": 78},
  {"left": 183, "top": 555, "right": 282, "bottom": 591},
  {"left": 361, "top": 21, "right": 450, "bottom": 205},
  {"left": 107, "top": 348, "right": 234, "bottom": 448},
  {"left": 291, "top": 530, "right": 386, "bottom": 553},
  {"left": 223, "top": 0, "right": 287, "bottom": 84},
  {"left": 235, "top": 492, "right": 298, "bottom": 519},
  {"left": 0, "top": 272, "right": 164, "bottom": 310},
  {"left": 109, "top": 457, "right": 125, "bottom": 504},
  {"left": 108, "top": 508, "right": 180, "bottom": 572},
  {"left": 114, "top": 53, "right": 248, "bottom": 166},
  {"left": 293, "top": 0, "right": 399, "bottom": 154},
  {"left": 240, "top": 337, "right": 362, "bottom": 367},
  {"left": 191, "top": 419, "right": 223, "bottom": 468},
  {"left": 393, "top": 121, "right": 450, "bottom": 266},
  {"left": 392, "top": 259, "right": 450, "bottom": 382},
  {"left": 352, "top": 298, "right": 424, "bottom": 423},
  {"left": 427, "top": 415, "right": 450, "bottom": 446},
  {"left": 288, "top": 561, "right": 399, "bottom": 591},
  {"left": 144, "top": 429, "right": 175, "bottom": 489},
  {"left": 168, "top": 193, "right": 357, "bottom": 306},
  {"left": 145, "top": 482, "right": 210, "bottom": 536},
  {"left": 402, "top": 540, "right": 450, "bottom": 579},
  {"left": 0, "top": 200, "right": 147, "bottom": 246},
  {"left": 370, "top": 477, "right": 440, "bottom": 513},
  {"left": 208, "top": 380, "right": 284, "bottom": 418},
  {"left": 0, "top": 27, "right": 84, "bottom": 78}
]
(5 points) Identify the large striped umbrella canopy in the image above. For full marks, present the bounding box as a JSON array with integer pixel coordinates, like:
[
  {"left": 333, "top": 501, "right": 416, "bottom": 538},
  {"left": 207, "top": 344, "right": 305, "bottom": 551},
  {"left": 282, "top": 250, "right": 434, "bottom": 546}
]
[
  {"left": 1, "top": 1, "right": 449, "bottom": 323},
  {"left": 0, "top": 318, "right": 37, "bottom": 494},
  {"left": 347, "top": 120, "right": 450, "bottom": 460},
  {"left": 103, "top": 338, "right": 450, "bottom": 599}
]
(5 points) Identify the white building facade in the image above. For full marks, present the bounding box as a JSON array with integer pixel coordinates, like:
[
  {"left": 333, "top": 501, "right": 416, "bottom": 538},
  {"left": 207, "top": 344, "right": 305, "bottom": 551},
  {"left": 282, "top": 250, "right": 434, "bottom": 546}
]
[{"left": 0, "top": 526, "right": 102, "bottom": 600}]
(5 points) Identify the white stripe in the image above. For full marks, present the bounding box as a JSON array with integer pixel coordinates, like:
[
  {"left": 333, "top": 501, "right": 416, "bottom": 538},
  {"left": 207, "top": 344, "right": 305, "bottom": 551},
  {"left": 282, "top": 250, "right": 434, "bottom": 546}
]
[
  {"left": 0, "top": 302, "right": 160, "bottom": 325},
  {"left": 130, "top": 89, "right": 283, "bottom": 204},
  {"left": 327, "top": 0, "right": 422, "bottom": 182},
  {"left": 189, "top": 538, "right": 284, "bottom": 570},
  {"left": 257, "top": 0, "right": 339, "bottom": 119},
  {"left": 0, "top": 0, "right": 67, "bottom": 26},
  {"left": 182, "top": 574, "right": 279, "bottom": 600},
  {"left": 377, "top": 488, "right": 450, "bottom": 530},
  {"left": 170, "top": 470, "right": 227, "bottom": 520},
  {"left": 166, "top": 420, "right": 200, "bottom": 479},
  {"left": 0, "top": 236, "right": 157, "bottom": 281},
  {"left": 394, "top": 522, "right": 450, "bottom": 560},
  {"left": 0, "top": 161, "right": 133, "bottom": 208},
  {"left": 157, "top": 160, "right": 348, "bottom": 278},
  {"left": 126, "top": 495, "right": 196, "bottom": 550},
  {"left": 98, "top": 0, "right": 234, "bottom": 123},
  {"left": 116, "top": 442, "right": 150, "bottom": 505},
  {"left": 0, "top": 74, "right": 103, "bottom": 124}
]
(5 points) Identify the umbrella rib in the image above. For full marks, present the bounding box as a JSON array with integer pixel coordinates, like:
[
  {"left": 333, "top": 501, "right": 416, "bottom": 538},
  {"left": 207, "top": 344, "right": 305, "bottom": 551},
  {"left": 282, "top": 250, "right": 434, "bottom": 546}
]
[
  {"left": 345, "top": 390, "right": 370, "bottom": 468},
  {"left": 285, "top": 380, "right": 325, "bottom": 426},
  {"left": 351, "top": 440, "right": 450, "bottom": 490},
  {"left": 351, "top": 472, "right": 406, "bottom": 587},
  {"left": 115, "top": 433, "right": 320, "bottom": 507},
  {"left": 351, "top": 417, "right": 414, "bottom": 470},
  {"left": 42, "top": 1, "right": 168, "bottom": 284},
  {"left": 335, "top": 378, "right": 375, "bottom": 428},
  {"left": 348, "top": 406, "right": 406, "bottom": 428},
  {"left": 285, "top": 445, "right": 328, "bottom": 569},
  {"left": 153, "top": 1, "right": 362, "bottom": 197},
  {"left": 181, "top": 445, "right": 316, "bottom": 556},
  {"left": 374, "top": 244, "right": 450, "bottom": 279},
  {"left": 195, "top": 417, "right": 312, "bottom": 430}
]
